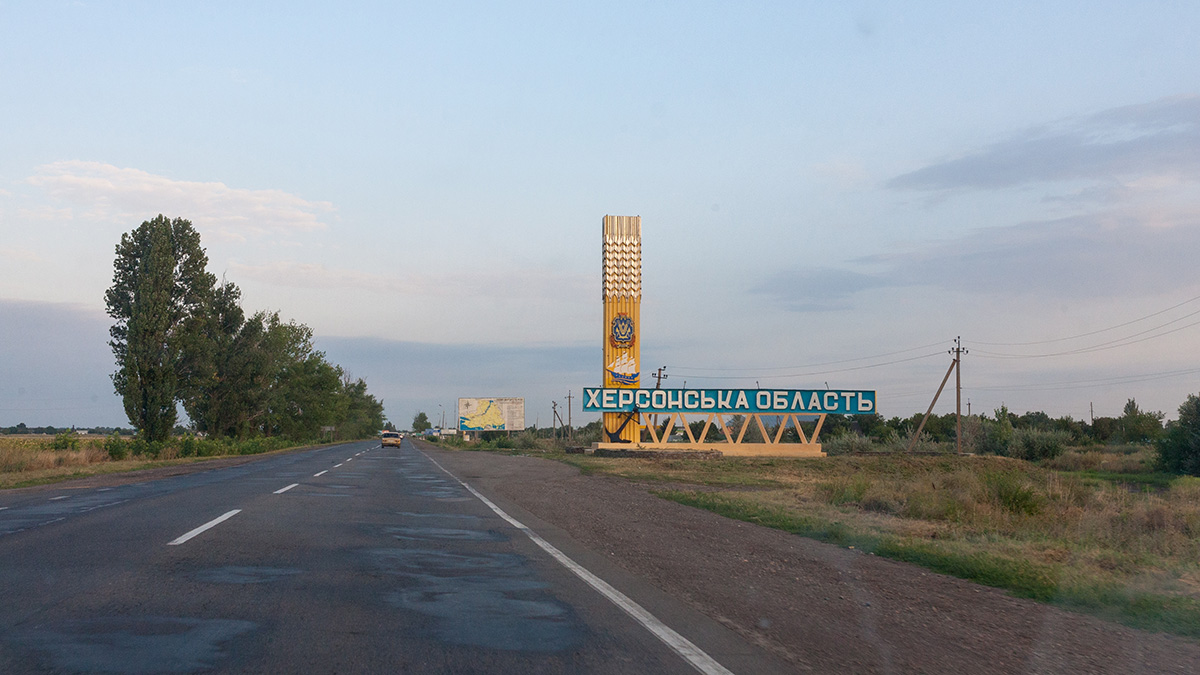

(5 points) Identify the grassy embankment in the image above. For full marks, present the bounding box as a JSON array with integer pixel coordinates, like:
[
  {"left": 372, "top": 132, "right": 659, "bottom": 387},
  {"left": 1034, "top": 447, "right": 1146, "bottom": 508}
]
[
  {"left": 536, "top": 443, "right": 1200, "bottom": 639},
  {"left": 0, "top": 434, "right": 313, "bottom": 489}
]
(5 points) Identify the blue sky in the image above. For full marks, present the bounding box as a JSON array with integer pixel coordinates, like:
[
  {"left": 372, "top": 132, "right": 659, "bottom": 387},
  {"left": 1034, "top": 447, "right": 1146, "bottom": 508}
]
[{"left": 2, "top": 2, "right": 1199, "bottom": 429}]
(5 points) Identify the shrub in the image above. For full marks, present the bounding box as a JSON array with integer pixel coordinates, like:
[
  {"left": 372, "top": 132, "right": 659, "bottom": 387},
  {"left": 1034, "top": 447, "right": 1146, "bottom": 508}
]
[
  {"left": 1159, "top": 394, "right": 1200, "bottom": 475},
  {"left": 50, "top": 432, "right": 79, "bottom": 451},
  {"left": 976, "top": 411, "right": 1014, "bottom": 456},
  {"left": 822, "top": 433, "right": 874, "bottom": 455},
  {"left": 1010, "top": 428, "right": 1070, "bottom": 462},
  {"left": 178, "top": 435, "right": 198, "bottom": 457},
  {"left": 981, "top": 470, "right": 1042, "bottom": 516},
  {"left": 105, "top": 433, "right": 129, "bottom": 460}
]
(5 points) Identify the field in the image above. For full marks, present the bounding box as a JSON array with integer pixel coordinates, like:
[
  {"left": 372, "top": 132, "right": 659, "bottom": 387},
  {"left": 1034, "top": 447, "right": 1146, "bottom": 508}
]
[
  {"left": 0, "top": 434, "right": 305, "bottom": 489},
  {"left": 552, "top": 448, "right": 1200, "bottom": 638}
]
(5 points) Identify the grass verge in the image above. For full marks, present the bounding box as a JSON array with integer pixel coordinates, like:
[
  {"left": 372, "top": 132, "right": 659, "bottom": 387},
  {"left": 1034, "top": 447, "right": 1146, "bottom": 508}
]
[
  {"left": 0, "top": 435, "right": 335, "bottom": 489},
  {"left": 539, "top": 451, "right": 1200, "bottom": 640}
]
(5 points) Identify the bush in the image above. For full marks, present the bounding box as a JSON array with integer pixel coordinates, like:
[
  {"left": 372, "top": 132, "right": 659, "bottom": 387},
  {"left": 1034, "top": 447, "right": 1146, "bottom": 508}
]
[
  {"left": 976, "top": 411, "right": 1014, "bottom": 456},
  {"left": 1010, "top": 428, "right": 1070, "bottom": 462},
  {"left": 50, "top": 432, "right": 79, "bottom": 451},
  {"left": 1159, "top": 394, "right": 1200, "bottom": 475},
  {"left": 105, "top": 433, "right": 129, "bottom": 460},
  {"left": 178, "top": 435, "right": 199, "bottom": 457},
  {"left": 822, "top": 433, "right": 875, "bottom": 455}
]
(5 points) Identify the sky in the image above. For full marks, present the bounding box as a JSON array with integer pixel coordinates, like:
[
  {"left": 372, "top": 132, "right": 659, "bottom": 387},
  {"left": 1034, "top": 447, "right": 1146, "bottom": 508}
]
[{"left": 2, "top": 1, "right": 1200, "bottom": 430}]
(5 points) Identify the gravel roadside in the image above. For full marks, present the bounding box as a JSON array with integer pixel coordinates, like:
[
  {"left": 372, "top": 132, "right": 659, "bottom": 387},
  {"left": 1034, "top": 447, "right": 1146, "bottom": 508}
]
[{"left": 420, "top": 443, "right": 1200, "bottom": 674}]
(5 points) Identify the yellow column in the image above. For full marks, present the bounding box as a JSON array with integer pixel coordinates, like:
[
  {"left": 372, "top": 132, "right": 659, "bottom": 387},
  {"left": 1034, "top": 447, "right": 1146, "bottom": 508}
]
[{"left": 602, "top": 215, "right": 641, "bottom": 443}]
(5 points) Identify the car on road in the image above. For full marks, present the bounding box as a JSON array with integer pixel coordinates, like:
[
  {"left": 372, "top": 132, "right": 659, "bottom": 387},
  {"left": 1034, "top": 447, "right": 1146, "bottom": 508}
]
[{"left": 381, "top": 431, "right": 403, "bottom": 447}]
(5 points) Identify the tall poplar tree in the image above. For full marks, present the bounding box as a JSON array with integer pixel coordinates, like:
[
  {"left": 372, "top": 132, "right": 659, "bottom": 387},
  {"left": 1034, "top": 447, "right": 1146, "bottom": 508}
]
[{"left": 105, "top": 215, "right": 215, "bottom": 441}]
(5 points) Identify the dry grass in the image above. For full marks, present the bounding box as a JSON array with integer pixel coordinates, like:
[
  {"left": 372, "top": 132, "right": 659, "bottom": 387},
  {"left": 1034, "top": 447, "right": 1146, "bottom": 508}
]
[
  {"left": 0, "top": 435, "right": 108, "bottom": 473},
  {"left": 557, "top": 452, "right": 1200, "bottom": 636},
  {"left": 0, "top": 434, "right": 308, "bottom": 489}
]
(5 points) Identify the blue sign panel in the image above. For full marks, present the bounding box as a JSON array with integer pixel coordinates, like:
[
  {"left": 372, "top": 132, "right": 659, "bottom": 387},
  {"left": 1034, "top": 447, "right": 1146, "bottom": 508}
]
[{"left": 582, "top": 388, "right": 876, "bottom": 415}]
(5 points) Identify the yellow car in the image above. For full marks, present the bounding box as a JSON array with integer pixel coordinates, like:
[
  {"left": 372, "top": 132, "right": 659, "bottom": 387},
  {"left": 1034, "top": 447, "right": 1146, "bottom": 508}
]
[{"left": 381, "top": 431, "right": 403, "bottom": 447}]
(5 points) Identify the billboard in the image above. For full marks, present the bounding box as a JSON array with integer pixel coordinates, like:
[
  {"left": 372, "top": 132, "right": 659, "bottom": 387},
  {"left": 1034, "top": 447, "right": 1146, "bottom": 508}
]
[{"left": 458, "top": 397, "right": 525, "bottom": 431}]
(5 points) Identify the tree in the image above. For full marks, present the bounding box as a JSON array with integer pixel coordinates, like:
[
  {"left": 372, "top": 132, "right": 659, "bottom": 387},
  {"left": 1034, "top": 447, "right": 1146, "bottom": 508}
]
[
  {"left": 105, "top": 215, "right": 215, "bottom": 442},
  {"left": 1118, "top": 398, "right": 1164, "bottom": 443},
  {"left": 1159, "top": 394, "right": 1200, "bottom": 475},
  {"left": 412, "top": 412, "right": 432, "bottom": 433}
]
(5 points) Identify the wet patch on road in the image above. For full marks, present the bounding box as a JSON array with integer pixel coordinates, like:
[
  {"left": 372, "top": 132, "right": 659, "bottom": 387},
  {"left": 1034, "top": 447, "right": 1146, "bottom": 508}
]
[
  {"left": 12, "top": 616, "right": 255, "bottom": 673},
  {"left": 387, "top": 574, "right": 580, "bottom": 651},
  {"left": 194, "top": 566, "right": 301, "bottom": 585},
  {"left": 369, "top": 548, "right": 582, "bottom": 652},
  {"left": 393, "top": 511, "right": 482, "bottom": 524},
  {"left": 385, "top": 526, "right": 507, "bottom": 542}
]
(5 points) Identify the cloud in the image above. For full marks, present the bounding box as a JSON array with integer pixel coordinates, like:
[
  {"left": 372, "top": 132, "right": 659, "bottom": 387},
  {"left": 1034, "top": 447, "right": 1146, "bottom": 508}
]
[
  {"left": 0, "top": 246, "right": 46, "bottom": 264},
  {"left": 26, "top": 161, "right": 333, "bottom": 240},
  {"left": 228, "top": 261, "right": 590, "bottom": 300},
  {"left": 314, "top": 336, "right": 595, "bottom": 426},
  {"left": 888, "top": 95, "right": 1200, "bottom": 192},
  {"left": 759, "top": 204, "right": 1200, "bottom": 312},
  {"left": 751, "top": 267, "right": 885, "bottom": 311},
  {"left": 0, "top": 299, "right": 124, "bottom": 427}
]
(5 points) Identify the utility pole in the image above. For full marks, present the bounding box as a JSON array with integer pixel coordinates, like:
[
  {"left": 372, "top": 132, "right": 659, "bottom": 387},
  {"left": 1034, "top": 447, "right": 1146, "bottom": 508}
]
[
  {"left": 653, "top": 366, "right": 668, "bottom": 388},
  {"left": 551, "top": 401, "right": 558, "bottom": 440},
  {"left": 651, "top": 367, "right": 667, "bottom": 430},
  {"left": 953, "top": 337, "right": 967, "bottom": 455},
  {"left": 566, "top": 390, "right": 573, "bottom": 440}
]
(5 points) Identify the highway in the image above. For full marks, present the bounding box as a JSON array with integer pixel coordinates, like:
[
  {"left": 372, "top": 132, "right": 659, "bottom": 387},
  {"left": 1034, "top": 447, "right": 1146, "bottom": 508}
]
[{"left": 0, "top": 439, "right": 789, "bottom": 674}]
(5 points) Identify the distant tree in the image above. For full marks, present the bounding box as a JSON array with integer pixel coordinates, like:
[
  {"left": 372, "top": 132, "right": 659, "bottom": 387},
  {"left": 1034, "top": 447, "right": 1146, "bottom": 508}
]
[
  {"left": 412, "top": 412, "right": 432, "bottom": 433},
  {"left": 1159, "top": 394, "right": 1200, "bottom": 475},
  {"left": 105, "top": 215, "right": 215, "bottom": 442},
  {"left": 1089, "top": 416, "right": 1119, "bottom": 443},
  {"left": 1118, "top": 398, "right": 1165, "bottom": 443},
  {"left": 334, "top": 372, "right": 385, "bottom": 439},
  {"left": 1017, "top": 411, "right": 1053, "bottom": 430}
]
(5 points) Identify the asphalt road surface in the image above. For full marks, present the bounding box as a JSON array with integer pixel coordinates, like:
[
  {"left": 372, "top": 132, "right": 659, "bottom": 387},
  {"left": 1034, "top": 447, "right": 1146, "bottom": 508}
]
[{"left": 0, "top": 439, "right": 790, "bottom": 674}]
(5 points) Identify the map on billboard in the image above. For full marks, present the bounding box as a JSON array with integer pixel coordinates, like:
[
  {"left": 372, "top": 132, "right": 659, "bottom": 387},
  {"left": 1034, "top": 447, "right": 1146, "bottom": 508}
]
[{"left": 458, "top": 397, "right": 525, "bottom": 431}]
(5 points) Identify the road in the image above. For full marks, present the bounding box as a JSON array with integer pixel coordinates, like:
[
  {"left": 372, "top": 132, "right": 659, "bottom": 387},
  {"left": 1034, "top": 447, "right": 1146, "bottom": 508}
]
[{"left": 0, "top": 439, "right": 790, "bottom": 674}]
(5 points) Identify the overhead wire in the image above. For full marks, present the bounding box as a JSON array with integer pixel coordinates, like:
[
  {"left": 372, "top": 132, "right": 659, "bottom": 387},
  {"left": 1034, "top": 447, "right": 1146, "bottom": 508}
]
[
  {"left": 666, "top": 340, "right": 949, "bottom": 374},
  {"left": 972, "top": 311, "right": 1200, "bottom": 359},
  {"left": 967, "top": 292, "right": 1200, "bottom": 346},
  {"left": 664, "top": 351, "right": 946, "bottom": 381}
]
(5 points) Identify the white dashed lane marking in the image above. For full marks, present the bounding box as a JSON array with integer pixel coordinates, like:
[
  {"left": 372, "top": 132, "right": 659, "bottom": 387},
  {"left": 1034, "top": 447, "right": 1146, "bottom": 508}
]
[
  {"left": 167, "top": 510, "right": 241, "bottom": 546},
  {"left": 274, "top": 483, "right": 299, "bottom": 494}
]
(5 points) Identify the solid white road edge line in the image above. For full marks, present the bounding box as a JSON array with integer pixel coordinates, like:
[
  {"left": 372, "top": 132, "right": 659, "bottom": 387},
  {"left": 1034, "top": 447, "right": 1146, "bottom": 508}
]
[
  {"left": 421, "top": 451, "right": 734, "bottom": 675},
  {"left": 167, "top": 509, "right": 242, "bottom": 546},
  {"left": 274, "top": 483, "right": 299, "bottom": 494},
  {"left": 314, "top": 470, "right": 328, "bottom": 477}
]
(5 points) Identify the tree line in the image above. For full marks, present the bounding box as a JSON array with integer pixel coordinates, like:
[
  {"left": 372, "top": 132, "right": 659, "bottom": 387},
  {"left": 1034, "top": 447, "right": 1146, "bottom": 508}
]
[{"left": 105, "top": 215, "right": 384, "bottom": 443}]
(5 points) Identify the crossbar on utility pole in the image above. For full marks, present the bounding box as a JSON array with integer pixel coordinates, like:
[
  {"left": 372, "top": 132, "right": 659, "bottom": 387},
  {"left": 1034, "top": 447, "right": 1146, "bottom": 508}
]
[{"left": 907, "top": 357, "right": 958, "bottom": 453}]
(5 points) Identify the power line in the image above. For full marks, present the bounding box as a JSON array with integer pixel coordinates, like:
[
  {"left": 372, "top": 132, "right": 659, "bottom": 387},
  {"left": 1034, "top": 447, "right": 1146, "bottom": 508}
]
[
  {"left": 967, "top": 365, "right": 1200, "bottom": 392},
  {"left": 972, "top": 313, "right": 1200, "bottom": 359},
  {"left": 666, "top": 351, "right": 945, "bottom": 382},
  {"left": 666, "top": 340, "right": 948, "bottom": 374},
  {"left": 967, "top": 292, "right": 1200, "bottom": 346}
]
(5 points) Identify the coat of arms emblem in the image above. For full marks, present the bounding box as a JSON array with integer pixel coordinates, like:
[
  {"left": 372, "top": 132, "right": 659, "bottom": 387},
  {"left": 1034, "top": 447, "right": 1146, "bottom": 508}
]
[{"left": 609, "top": 313, "right": 636, "bottom": 349}]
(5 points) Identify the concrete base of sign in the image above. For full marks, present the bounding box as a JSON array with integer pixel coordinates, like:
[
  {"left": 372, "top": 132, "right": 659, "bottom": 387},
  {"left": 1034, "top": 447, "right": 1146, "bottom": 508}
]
[{"left": 591, "top": 442, "right": 825, "bottom": 458}]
